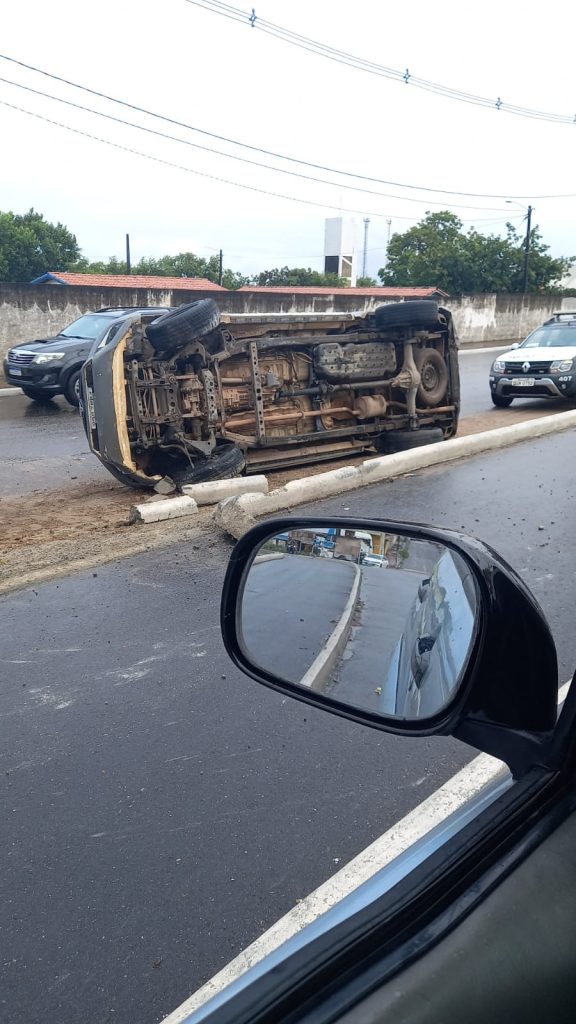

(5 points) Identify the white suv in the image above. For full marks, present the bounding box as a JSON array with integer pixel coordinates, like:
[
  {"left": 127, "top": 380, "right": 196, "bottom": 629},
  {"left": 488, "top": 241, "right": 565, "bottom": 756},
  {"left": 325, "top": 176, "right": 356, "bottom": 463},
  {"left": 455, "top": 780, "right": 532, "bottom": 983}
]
[{"left": 489, "top": 311, "right": 576, "bottom": 407}]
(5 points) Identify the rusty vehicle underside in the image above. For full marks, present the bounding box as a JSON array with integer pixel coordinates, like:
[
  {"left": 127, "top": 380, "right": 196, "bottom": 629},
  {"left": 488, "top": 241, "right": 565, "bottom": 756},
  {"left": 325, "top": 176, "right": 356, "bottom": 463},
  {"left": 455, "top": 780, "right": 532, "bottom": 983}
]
[{"left": 83, "top": 301, "right": 460, "bottom": 489}]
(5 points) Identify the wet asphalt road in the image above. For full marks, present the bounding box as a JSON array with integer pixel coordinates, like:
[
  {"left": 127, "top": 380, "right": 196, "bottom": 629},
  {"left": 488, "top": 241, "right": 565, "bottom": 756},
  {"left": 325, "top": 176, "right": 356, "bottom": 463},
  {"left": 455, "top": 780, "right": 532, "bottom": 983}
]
[
  {"left": 1, "top": 430, "right": 574, "bottom": 1024},
  {"left": 242, "top": 556, "right": 357, "bottom": 682},
  {"left": 0, "top": 392, "right": 111, "bottom": 497},
  {"left": 0, "top": 347, "right": 559, "bottom": 498}
]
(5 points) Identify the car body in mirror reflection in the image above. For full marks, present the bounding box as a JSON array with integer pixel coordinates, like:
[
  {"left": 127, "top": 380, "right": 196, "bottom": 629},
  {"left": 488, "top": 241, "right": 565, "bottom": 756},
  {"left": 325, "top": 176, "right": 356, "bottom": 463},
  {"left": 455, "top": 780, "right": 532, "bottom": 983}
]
[{"left": 385, "top": 548, "right": 477, "bottom": 718}]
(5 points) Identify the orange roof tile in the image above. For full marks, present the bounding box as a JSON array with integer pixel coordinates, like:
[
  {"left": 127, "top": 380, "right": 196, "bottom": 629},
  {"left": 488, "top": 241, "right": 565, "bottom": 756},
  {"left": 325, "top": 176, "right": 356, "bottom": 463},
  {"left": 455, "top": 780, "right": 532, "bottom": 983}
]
[
  {"left": 239, "top": 285, "right": 447, "bottom": 297},
  {"left": 40, "top": 272, "right": 227, "bottom": 291}
]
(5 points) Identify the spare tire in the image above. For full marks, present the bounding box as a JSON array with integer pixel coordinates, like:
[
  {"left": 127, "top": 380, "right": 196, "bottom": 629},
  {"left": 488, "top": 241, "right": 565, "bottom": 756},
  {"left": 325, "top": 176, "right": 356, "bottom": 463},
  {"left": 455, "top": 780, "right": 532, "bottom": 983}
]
[
  {"left": 374, "top": 300, "right": 439, "bottom": 331},
  {"left": 414, "top": 347, "right": 449, "bottom": 407},
  {"left": 171, "top": 441, "right": 245, "bottom": 487},
  {"left": 147, "top": 299, "right": 221, "bottom": 355}
]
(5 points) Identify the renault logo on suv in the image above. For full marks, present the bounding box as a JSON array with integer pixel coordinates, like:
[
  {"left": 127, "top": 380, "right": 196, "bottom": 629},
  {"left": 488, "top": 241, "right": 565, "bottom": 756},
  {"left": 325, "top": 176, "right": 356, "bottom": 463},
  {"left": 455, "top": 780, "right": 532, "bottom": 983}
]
[{"left": 522, "top": 361, "right": 531, "bottom": 373}]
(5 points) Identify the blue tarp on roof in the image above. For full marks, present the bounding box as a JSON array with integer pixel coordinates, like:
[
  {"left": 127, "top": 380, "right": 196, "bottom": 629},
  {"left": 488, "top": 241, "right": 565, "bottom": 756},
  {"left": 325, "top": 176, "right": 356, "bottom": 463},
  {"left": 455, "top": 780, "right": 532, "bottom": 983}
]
[{"left": 30, "top": 273, "right": 68, "bottom": 285}]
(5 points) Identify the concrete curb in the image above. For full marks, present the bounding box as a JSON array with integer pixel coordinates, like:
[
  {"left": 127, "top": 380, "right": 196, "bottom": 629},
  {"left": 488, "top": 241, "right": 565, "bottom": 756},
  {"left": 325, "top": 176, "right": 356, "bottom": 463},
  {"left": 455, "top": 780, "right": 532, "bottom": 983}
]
[
  {"left": 299, "top": 564, "right": 361, "bottom": 692},
  {"left": 129, "top": 495, "right": 199, "bottom": 524},
  {"left": 182, "top": 474, "right": 268, "bottom": 505},
  {"left": 214, "top": 409, "right": 576, "bottom": 538},
  {"left": 0, "top": 386, "right": 23, "bottom": 396}
]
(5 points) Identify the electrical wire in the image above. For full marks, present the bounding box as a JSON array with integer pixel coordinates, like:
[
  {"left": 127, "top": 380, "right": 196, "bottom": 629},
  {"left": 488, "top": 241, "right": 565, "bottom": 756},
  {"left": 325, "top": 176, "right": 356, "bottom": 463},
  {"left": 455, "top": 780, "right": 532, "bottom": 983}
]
[
  {"left": 0, "top": 97, "right": 524, "bottom": 226},
  {"left": 0, "top": 97, "right": 419, "bottom": 220},
  {"left": 0, "top": 74, "right": 511, "bottom": 213},
  {"left": 187, "top": 0, "right": 576, "bottom": 126},
  {"left": 0, "top": 52, "right": 573, "bottom": 201}
]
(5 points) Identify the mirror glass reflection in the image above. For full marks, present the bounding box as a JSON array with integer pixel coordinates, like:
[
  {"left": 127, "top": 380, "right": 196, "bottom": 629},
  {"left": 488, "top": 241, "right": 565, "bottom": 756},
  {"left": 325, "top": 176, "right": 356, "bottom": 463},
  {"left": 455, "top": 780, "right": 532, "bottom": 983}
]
[{"left": 239, "top": 526, "right": 479, "bottom": 720}]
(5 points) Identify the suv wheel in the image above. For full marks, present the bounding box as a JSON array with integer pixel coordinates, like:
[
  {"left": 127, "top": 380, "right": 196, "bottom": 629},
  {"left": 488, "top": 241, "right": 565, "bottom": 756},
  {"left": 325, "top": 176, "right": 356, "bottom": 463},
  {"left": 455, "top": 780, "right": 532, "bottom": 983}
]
[
  {"left": 491, "top": 393, "right": 513, "bottom": 408},
  {"left": 64, "top": 370, "right": 82, "bottom": 408},
  {"left": 21, "top": 388, "right": 54, "bottom": 403}
]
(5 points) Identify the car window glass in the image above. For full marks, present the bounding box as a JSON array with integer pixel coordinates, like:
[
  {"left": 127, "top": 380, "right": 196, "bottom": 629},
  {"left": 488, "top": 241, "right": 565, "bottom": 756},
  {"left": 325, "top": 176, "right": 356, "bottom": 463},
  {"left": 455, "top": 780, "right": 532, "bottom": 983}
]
[
  {"left": 60, "top": 314, "right": 116, "bottom": 339},
  {"left": 521, "top": 326, "right": 576, "bottom": 349}
]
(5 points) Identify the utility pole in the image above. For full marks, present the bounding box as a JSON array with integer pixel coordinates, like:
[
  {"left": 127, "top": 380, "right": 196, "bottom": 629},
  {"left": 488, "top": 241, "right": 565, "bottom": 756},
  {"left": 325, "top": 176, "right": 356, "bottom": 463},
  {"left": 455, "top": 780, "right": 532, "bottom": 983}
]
[
  {"left": 522, "top": 206, "right": 533, "bottom": 294},
  {"left": 125, "top": 233, "right": 131, "bottom": 275},
  {"left": 383, "top": 218, "right": 392, "bottom": 270},
  {"left": 218, "top": 249, "right": 223, "bottom": 287},
  {"left": 362, "top": 218, "right": 370, "bottom": 278}
]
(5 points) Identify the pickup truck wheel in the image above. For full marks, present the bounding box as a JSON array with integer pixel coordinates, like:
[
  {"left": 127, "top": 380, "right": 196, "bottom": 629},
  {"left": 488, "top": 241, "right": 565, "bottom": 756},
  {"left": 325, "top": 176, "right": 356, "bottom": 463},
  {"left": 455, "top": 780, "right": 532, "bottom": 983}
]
[
  {"left": 171, "top": 442, "right": 246, "bottom": 486},
  {"left": 491, "top": 393, "right": 513, "bottom": 408},
  {"left": 377, "top": 427, "right": 445, "bottom": 454},
  {"left": 64, "top": 369, "right": 82, "bottom": 407},
  {"left": 103, "top": 464, "right": 153, "bottom": 489},
  {"left": 146, "top": 299, "right": 221, "bottom": 355},
  {"left": 374, "top": 300, "right": 439, "bottom": 331},
  {"left": 414, "top": 347, "right": 449, "bottom": 406}
]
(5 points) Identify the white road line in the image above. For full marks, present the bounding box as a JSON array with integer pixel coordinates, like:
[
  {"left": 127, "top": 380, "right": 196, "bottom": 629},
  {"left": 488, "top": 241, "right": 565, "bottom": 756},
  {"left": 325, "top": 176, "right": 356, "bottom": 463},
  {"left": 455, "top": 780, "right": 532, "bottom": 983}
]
[{"left": 161, "top": 680, "right": 572, "bottom": 1023}]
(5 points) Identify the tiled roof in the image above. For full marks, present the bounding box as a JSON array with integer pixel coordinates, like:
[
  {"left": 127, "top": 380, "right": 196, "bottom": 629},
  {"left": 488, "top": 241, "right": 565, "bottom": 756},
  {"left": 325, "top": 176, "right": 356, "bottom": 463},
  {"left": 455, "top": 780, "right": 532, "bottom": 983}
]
[
  {"left": 35, "top": 272, "right": 227, "bottom": 290},
  {"left": 239, "top": 285, "right": 448, "bottom": 297}
]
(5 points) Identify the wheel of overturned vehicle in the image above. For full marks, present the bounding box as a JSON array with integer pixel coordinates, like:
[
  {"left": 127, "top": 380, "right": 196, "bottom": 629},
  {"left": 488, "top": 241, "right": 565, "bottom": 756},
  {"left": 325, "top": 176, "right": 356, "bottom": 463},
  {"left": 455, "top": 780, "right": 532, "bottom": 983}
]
[
  {"left": 102, "top": 463, "right": 153, "bottom": 489},
  {"left": 491, "top": 393, "right": 513, "bottom": 408},
  {"left": 64, "top": 370, "right": 82, "bottom": 407},
  {"left": 374, "top": 300, "right": 440, "bottom": 331},
  {"left": 146, "top": 299, "right": 221, "bottom": 356},
  {"left": 171, "top": 441, "right": 246, "bottom": 487},
  {"left": 414, "top": 347, "right": 449, "bottom": 407},
  {"left": 377, "top": 427, "right": 445, "bottom": 454}
]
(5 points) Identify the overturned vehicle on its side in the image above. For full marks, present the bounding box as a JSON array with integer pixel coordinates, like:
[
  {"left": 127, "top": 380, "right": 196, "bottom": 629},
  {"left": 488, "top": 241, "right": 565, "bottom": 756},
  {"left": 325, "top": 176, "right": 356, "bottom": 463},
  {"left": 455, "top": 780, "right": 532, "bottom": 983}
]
[{"left": 81, "top": 298, "right": 460, "bottom": 490}]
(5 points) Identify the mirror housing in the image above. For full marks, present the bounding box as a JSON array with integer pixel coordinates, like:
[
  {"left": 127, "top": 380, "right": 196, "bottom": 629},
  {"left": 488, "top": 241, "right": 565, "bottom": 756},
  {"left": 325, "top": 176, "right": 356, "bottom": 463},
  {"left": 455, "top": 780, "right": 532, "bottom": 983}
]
[{"left": 221, "top": 519, "right": 559, "bottom": 777}]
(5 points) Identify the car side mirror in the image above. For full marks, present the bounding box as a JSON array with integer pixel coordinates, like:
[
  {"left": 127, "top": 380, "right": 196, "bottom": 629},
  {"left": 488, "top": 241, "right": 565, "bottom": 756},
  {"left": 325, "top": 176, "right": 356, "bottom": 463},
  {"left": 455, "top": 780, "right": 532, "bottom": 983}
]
[
  {"left": 510, "top": 342, "right": 520, "bottom": 350},
  {"left": 220, "top": 518, "right": 559, "bottom": 777}
]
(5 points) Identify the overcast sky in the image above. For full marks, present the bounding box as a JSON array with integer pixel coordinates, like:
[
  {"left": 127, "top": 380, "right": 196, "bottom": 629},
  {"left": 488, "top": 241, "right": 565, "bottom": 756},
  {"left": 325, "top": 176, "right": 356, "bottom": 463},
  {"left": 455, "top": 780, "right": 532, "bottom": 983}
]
[{"left": 2, "top": 0, "right": 576, "bottom": 280}]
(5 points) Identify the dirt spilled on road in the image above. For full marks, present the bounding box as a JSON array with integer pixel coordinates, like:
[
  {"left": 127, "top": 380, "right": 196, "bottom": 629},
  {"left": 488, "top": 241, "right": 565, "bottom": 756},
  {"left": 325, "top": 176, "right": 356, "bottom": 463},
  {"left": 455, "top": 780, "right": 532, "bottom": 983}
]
[{"left": 0, "top": 406, "right": 556, "bottom": 593}]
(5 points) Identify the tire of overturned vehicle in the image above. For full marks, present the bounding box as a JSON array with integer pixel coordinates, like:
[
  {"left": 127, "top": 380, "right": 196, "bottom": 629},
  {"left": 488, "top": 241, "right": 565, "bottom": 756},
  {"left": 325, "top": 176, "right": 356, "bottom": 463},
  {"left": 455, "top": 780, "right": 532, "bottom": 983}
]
[
  {"left": 374, "top": 300, "right": 439, "bottom": 331},
  {"left": 377, "top": 427, "right": 445, "bottom": 454},
  {"left": 171, "top": 441, "right": 246, "bottom": 487},
  {"left": 146, "top": 299, "right": 221, "bottom": 355},
  {"left": 414, "top": 347, "right": 449, "bottom": 407}
]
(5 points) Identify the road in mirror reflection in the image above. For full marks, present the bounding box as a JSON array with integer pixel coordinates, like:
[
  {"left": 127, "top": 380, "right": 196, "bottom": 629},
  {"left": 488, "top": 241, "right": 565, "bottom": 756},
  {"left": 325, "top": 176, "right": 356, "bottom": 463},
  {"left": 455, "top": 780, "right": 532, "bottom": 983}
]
[{"left": 239, "top": 526, "right": 478, "bottom": 720}]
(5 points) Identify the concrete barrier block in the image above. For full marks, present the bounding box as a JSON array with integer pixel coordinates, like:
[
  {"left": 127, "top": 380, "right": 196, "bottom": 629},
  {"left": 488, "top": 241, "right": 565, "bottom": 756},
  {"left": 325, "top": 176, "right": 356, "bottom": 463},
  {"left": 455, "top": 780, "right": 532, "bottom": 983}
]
[
  {"left": 129, "top": 495, "right": 199, "bottom": 524},
  {"left": 182, "top": 475, "right": 268, "bottom": 505}
]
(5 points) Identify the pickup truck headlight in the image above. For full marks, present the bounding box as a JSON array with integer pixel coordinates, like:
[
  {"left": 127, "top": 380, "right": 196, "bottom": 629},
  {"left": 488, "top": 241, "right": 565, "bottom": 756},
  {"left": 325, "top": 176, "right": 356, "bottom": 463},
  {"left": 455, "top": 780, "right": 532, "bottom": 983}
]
[
  {"left": 33, "top": 352, "right": 66, "bottom": 364},
  {"left": 550, "top": 359, "right": 574, "bottom": 372},
  {"left": 492, "top": 359, "right": 506, "bottom": 372}
]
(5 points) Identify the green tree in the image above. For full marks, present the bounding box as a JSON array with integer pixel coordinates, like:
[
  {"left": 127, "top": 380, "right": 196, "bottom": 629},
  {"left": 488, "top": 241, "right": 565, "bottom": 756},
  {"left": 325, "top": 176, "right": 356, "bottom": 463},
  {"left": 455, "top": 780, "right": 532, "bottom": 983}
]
[
  {"left": 379, "top": 211, "right": 574, "bottom": 294},
  {"left": 355, "top": 275, "right": 378, "bottom": 287},
  {"left": 251, "top": 266, "right": 349, "bottom": 287},
  {"left": 0, "top": 209, "right": 81, "bottom": 282}
]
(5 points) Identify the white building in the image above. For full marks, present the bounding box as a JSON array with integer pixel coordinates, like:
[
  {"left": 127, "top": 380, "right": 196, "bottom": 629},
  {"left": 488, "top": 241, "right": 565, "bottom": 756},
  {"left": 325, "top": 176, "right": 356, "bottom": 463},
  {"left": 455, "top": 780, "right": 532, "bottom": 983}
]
[{"left": 324, "top": 218, "right": 359, "bottom": 285}]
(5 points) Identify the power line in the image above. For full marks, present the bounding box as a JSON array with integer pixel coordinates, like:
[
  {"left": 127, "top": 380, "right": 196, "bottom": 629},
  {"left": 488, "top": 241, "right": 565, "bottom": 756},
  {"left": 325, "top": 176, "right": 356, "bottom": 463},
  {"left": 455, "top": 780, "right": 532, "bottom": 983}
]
[
  {"left": 0, "top": 98, "right": 419, "bottom": 220},
  {"left": 0, "top": 97, "right": 524, "bottom": 227},
  {"left": 0, "top": 74, "right": 510, "bottom": 212},
  {"left": 187, "top": 0, "right": 576, "bottom": 126},
  {"left": 0, "top": 52, "right": 573, "bottom": 201}
]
